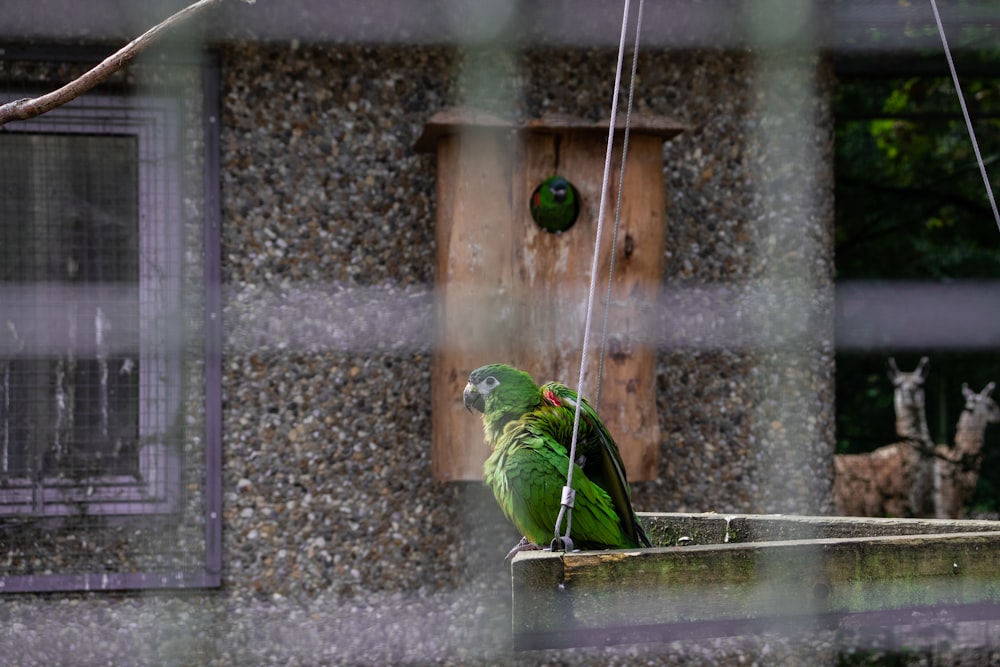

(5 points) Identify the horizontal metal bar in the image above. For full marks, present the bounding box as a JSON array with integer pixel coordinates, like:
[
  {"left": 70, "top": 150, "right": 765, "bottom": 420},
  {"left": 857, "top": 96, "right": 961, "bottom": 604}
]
[
  {"left": 515, "top": 601, "right": 1000, "bottom": 651},
  {"left": 0, "top": 570, "right": 220, "bottom": 594}
]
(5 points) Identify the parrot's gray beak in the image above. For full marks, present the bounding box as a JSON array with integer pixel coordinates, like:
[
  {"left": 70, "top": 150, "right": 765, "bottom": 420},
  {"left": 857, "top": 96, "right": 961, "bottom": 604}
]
[{"left": 463, "top": 383, "right": 484, "bottom": 413}]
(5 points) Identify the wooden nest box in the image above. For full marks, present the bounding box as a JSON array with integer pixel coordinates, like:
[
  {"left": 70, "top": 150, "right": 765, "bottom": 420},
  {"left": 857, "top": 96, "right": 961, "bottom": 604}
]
[{"left": 416, "top": 107, "right": 685, "bottom": 482}]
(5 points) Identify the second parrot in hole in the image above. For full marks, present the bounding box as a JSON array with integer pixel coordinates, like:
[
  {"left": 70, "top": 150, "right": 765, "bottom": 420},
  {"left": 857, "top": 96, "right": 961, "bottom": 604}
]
[{"left": 530, "top": 176, "right": 580, "bottom": 233}]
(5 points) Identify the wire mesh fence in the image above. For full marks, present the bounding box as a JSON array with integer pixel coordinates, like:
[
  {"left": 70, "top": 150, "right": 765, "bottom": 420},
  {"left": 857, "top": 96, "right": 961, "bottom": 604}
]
[{"left": 0, "top": 53, "right": 218, "bottom": 591}]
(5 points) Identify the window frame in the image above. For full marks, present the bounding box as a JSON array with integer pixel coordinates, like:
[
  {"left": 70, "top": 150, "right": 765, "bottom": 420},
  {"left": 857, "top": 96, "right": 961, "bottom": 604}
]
[
  {"left": 0, "top": 94, "right": 185, "bottom": 517},
  {"left": 0, "top": 48, "right": 222, "bottom": 592}
]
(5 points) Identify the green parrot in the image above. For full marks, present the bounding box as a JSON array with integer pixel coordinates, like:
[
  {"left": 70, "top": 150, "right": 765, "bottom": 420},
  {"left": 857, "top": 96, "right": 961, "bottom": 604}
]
[
  {"left": 530, "top": 176, "right": 580, "bottom": 233},
  {"left": 463, "top": 363, "right": 651, "bottom": 558}
]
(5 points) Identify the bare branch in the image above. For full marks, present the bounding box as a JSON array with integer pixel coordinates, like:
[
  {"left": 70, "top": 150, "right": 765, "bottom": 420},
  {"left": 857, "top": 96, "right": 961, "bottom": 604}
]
[{"left": 0, "top": 0, "right": 233, "bottom": 126}]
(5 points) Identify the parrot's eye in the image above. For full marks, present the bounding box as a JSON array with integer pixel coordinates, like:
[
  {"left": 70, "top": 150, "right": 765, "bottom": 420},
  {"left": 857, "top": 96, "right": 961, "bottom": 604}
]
[{"left": 484, "top": 376, "right": 498, "bottom": 388}]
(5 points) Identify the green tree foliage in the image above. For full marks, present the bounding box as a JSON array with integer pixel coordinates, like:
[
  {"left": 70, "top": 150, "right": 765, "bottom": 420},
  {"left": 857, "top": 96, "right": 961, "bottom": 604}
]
[
  {"left": 836, "top": 68, "right": 1000, "bottom": 280},
  {"left": 835, "top": 56, "right": 1000, "bottom": 514}
]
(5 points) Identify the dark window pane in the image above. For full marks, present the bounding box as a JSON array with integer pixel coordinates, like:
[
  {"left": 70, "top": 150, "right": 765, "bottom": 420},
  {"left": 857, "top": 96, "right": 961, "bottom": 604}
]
[{"left": 0, "top": 133, "right": 140, "bottom": 479}]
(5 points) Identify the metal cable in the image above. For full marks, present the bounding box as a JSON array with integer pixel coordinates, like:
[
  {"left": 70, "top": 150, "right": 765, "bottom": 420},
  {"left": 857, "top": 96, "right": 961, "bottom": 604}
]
[
  {"left": 595, "top": 0, "right": 645, "bottom": 411},
  {"left": 553, "top": 0, "right": 638, "bottom": 549},
  {"left": 929, "top": 0, "right": 1000, "bottom": 235}
]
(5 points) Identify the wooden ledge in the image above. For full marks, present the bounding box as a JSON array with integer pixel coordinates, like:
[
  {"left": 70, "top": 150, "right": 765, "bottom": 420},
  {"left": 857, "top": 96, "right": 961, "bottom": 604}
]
[
  {"left": 413, "top": 106, "right": 515, "bottom": 153},
  {"left": 511, "top": 512, "right": 1000, "bottom": 650},
  {"left": 414, "top": 107, "right": 686, "bottom": 153},
  {"left": 525, "top": 112, "right": 686, "bottom": 139}
]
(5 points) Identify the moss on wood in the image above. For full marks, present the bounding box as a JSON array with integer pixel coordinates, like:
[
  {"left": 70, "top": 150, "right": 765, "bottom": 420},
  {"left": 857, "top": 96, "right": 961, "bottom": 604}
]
[{"left": 511, "top": 512, "right": 1000, "bottom": 648}]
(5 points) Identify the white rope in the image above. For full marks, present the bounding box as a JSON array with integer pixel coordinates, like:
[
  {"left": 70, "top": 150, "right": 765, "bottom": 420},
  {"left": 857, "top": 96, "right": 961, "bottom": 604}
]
[
  {"left": 553, "top": 0, "right": 637, "bottom": 549},
  {"left": 929, "top": 0, "right": 1000, "bottom": 235},
  {"left": 595, "top": 0, "right": 645, "bottom": 410}
]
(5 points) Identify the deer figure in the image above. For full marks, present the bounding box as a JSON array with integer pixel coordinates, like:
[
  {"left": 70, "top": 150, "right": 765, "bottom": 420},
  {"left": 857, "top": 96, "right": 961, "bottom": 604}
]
[
  {"left": 833, "top": 357, "right": 935, "bottom": 517},
  {"left": 933, "top": 382, "right": 1000, "bottom": 519}
]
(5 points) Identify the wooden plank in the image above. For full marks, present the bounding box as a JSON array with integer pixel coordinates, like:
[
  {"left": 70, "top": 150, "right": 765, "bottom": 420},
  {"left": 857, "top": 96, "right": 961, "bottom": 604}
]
[
  {"left": 592, "top": 134, "right": 664, "bottom": 480},
  {"left": 511, "top": 512, "right": 1000, "bottom": 649},
  {"left": 511, "top": 130, "right": 663, "bottom": 480},
  {"left": 525, "top": 112, "right": 686, "bottom": 140},
  {"left": 430, "top": 128, "right": 516, "bottom": 481},
  {"left": 514, "top": 600, "right": 1000, "bottom": 651},
  {"left": 413, "top": 107, "right": 513, "bottom": 154},
  {"left": 426, "top": 109, "right": 679, "bottom": 480},
  {"left": 639, "top": 512, "right": 1000, "bottom": 545}
]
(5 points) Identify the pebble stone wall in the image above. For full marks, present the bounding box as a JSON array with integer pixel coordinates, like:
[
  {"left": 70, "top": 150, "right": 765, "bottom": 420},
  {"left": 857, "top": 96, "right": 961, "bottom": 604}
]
[{"left": 3, "top": 42, "right": 869, "bottom": 666}]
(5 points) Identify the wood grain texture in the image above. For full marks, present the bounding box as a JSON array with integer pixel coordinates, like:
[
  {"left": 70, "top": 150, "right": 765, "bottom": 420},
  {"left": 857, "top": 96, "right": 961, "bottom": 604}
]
[
  {"left": 511, "top": 512, "right": 1000, "bottom": 649},
  {"left": 427, "top": 111, "right": 680, "bottom": 481},
  {"left": 430, "top": 129, "right": 516, "bottom": 481}
]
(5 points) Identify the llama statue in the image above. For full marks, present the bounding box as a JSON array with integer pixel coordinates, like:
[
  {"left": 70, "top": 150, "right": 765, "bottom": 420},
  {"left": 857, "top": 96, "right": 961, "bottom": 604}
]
[
  {"left": 833, "top": 357, "right": 935, "bottom": 517},
  {"left": 933, "top": 382, "right": 1000, "bottom": 519}
]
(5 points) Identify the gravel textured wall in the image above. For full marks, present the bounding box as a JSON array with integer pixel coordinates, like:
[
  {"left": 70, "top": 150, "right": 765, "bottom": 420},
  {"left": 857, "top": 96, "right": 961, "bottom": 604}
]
[
  {"left": 4, "top": 42, "right": 846, "bottom": 665},
  {"left": 219, "top": 39, "right": 836, "bottom": 588},
  {"left": 213, "top": 42, "right": 837, "bottom": 663}
]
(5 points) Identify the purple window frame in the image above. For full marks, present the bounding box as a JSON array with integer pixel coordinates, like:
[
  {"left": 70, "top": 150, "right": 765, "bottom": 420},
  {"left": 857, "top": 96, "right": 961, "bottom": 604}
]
[
  {"left": 1, "top": 98, "right": 183, "bottom": 517},
  {"left": 0, "top": 49, "right": 222, "bottom": 592}
]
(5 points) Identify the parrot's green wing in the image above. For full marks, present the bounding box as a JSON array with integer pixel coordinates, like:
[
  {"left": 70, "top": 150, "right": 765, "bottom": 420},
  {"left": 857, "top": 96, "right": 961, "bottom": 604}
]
[
  {"left": 465, "top": 362, "right": 650, "bottom": 552},
  {"left": 485, "top": 419, "right": 634, "bottom": 549},
  {"left": 539, "top": 382, "right": 652, "bottom": 548}
]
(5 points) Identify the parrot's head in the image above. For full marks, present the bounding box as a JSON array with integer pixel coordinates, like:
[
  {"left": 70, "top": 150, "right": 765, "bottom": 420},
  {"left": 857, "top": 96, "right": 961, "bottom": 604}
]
[
  {"left": 463, "top": 363, "right": 539, "bottom": 416},
  {"left": 547, "top": 177, "right": 569, "bottom": 203}
]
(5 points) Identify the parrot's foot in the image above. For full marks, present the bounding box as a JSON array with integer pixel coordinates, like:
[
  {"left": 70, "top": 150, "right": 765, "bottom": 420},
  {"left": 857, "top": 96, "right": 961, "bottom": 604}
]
[{"left": 504, "top": 536, "right": 542, "bottom": 567}]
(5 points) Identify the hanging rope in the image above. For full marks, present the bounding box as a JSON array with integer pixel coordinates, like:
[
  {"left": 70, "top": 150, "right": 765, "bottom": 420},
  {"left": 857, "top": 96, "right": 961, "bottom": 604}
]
[
  {"left": 595, "top": 0, "right": 645, "bottom": 411},
  {"left": 551, "top": 0, "right": 994, "bottom": 552},
  {"left": 929, "top": 0, "right": 1000, "bottom": 235},
  {"left": 552, "top": 0, "right": 641, "bottom": 551}
]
